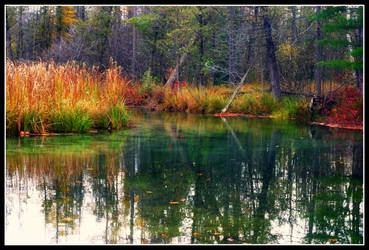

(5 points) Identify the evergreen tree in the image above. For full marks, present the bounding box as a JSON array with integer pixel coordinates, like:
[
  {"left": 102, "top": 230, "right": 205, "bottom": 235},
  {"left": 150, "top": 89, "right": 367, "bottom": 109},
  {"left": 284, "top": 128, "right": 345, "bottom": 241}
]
[{"left": 314, "top": 6, "right": 363, "bottom": 92}]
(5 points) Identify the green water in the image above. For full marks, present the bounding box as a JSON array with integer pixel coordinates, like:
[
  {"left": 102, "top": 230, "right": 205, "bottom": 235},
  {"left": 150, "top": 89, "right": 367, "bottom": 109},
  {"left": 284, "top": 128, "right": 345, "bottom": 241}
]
[{"left": 5, "top": 110, "right": 363, "bottom": 245}]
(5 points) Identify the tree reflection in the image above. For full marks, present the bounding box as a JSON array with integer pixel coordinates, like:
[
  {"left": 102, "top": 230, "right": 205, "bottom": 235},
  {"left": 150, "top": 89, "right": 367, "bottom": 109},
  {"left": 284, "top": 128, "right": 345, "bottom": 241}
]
[{"left": 6, "top": 113, "right": 363, "bottom": 244}]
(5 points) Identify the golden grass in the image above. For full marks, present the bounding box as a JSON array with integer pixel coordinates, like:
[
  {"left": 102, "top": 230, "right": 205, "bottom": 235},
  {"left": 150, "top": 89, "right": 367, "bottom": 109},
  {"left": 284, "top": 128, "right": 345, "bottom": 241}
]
[{"left": 6, "top": 59, "right": 131, "bottom": 136}]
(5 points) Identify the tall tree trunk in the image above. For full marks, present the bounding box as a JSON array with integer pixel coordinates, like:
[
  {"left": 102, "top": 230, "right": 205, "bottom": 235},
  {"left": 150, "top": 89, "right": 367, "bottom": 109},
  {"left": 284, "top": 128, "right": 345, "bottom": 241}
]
[
  {"left": 246, "top": 7, "right": 257, "bottom": 67},
  {"left": 315, "top": 6, "right": 322, "bottom": 97},
  {"left": 6, "top": 10, "right": 13, "bottom": 60},
  {"left": 193, "top": 8, "right": 205, "bottom": 86},
  {"left": 131, "top": 6, "right": 137, "bottom": 80},
  {"left": 290, "top": 6, "right": 298, "bottom": 41},
  {"left": 262, "top": 7, "right": 281, "bottom": 99},
  {"left": 56, "top": 6, "right": 63, "bottom": 42},
  {"left": 151, "top": 31, "right": 157, "bottom": 78},
  {"left": 353, "top": 10, "right": 363, "bottom": 93},
  {"left": 79, "top": 6, "right": 86, "bottom": 21},
  {"left": 17, "top": 6, "right": 24, "bottom": 59},
  {"left": 228, "top": 6, "right": 236, "bottom": 83}
]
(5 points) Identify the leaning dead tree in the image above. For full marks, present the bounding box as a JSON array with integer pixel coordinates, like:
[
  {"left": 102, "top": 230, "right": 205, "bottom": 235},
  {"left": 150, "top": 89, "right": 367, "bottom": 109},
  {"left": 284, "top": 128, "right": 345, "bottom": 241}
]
[{"left": 221, "top": 65, "right": 254, "bottom": 113}]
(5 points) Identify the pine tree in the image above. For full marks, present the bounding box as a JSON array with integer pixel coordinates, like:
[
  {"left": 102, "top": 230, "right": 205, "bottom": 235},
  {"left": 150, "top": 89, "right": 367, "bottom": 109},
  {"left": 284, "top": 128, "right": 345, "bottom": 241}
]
[{"left": 314, "top": 6, "right": 363, "bottom": 92}]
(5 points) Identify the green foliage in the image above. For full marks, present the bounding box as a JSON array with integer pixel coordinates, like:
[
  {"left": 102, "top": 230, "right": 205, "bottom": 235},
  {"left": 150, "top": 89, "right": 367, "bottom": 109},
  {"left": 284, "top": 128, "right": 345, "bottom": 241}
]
[
  {"left": 22, "top": 110, "right": 45, "bottom": 133},
  {"left": 314, "top": 6, "right": 347, "bottom": 21},
  {"left": 140, "top": 69, "right": 158, "bottom": 94},
  {"left": 128, "top": 14, "right": 159, "bottom": 34},
  {"left": 316, "top": 59, "right": 362, "bottom": 71},
  {"left": 50, "top": 107, "right": 93, "bottom": 133},
  {"left": 104, "top": 103, "right": 130, "bottom": 130},
  {"left": 315, "top": 6, "right": 363, "bottom": 73},
  {"left": 273, "top": 96, "right": 310, "bottom": 120},
  {"left": 316, "top": 38, "right": 351, "bottom": 48}
]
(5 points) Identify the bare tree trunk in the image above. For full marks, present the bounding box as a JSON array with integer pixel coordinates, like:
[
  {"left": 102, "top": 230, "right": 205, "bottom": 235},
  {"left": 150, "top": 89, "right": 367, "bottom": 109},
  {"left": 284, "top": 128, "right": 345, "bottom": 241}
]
[
  {"left": 6, "top": 10, "right": 13, "bottom": 60},
  {"left": 221, "top": 65, "right": 253, "bottom": 113},
  {"left": 165, "top": 33, "right": 197, "bottom": 87},
  {"left": 262, "top": 7, "right": 281, "bottom": 99},
  {"left": 315, "top": 6, "right": 322, "bottom": 97}
]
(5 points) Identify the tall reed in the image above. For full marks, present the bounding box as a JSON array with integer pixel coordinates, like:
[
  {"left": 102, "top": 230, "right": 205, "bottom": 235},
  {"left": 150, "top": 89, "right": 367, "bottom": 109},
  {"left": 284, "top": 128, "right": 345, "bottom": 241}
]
[{"left": 6, "top": 59, "right": 131, "bottom": 136}]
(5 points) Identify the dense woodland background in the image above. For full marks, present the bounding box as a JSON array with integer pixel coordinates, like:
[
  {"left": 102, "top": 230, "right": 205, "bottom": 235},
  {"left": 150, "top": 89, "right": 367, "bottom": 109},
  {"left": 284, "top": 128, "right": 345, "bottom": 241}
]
[{"left": 5, "top": 5, "right": 363, "bottom": 98}]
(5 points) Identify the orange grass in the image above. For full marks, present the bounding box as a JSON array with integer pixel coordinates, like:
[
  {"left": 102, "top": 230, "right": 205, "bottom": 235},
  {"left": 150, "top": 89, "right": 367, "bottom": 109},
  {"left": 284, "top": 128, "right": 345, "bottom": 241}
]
[{"left": 6, "top": 59, "right": 132, "bottom": 136}]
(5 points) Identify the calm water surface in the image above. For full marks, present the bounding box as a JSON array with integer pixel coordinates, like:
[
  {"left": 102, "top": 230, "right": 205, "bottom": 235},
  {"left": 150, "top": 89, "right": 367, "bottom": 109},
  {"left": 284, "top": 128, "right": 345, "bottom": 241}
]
[{"left": 5, "top": 111, "right": 363, "bottom": 245}]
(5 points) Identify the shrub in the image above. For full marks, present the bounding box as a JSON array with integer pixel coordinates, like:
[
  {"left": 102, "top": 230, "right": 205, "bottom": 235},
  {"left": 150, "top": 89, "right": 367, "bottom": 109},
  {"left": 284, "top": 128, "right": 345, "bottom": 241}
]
[
  {"left": 324, "top": 86, "right": 362, "bottom": 125},
  {"left": 273, "top": 96, "right": 310, "bottom": 120}
]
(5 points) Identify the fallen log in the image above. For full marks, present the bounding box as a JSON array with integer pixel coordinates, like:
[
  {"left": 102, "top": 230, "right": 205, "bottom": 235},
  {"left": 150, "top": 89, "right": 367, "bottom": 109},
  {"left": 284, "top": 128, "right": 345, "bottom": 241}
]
[
  {"left": 311, "top": 122, "right": 363, "bottom": 130},
  {"left": 221, "top": 65, "right": 254, "bottom": 113}
]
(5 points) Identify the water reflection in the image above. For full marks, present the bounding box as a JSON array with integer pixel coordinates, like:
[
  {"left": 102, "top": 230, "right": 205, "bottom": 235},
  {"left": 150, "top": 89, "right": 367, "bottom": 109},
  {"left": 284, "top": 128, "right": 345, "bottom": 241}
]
[{"left": 5, "top": 111, "right": 363, "bottom": 244}]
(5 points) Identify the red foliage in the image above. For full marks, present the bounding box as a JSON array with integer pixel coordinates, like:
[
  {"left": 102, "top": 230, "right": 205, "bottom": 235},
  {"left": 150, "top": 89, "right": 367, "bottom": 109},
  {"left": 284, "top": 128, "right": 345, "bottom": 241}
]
[{"left": 323, "top": 86, "right": 362, "bottom": 126}]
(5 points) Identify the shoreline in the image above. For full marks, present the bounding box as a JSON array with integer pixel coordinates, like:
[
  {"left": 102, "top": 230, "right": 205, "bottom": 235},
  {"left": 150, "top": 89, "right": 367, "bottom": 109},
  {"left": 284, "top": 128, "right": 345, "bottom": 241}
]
[{"left": 10, "top": 110, "right": 363, "bottom": 138}]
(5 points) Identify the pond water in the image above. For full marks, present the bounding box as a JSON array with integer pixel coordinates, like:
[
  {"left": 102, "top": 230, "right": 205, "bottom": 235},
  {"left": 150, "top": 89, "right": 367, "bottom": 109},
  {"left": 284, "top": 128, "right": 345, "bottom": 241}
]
[{"left": 5, "top": 110, "right": 363, "bottom": 245}]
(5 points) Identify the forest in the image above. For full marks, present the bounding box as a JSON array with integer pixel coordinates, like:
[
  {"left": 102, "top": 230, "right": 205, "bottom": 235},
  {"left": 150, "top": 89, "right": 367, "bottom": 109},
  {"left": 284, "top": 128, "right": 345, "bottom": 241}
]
[
  {"left": 5, "top": 5, "right": 364, "bottom": 245},
  {"left": 5, "top": 5, "right": 363, "bottom": 136}
]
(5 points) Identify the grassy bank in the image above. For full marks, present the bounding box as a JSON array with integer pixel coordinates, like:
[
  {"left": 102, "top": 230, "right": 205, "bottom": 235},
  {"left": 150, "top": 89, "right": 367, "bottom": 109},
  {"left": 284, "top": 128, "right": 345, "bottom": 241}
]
[
  {"left": 156, "top": 84, "right": 311, "bottom": 121},
  {"left": 6, "top": 60, "right": 362, "bottom": 136},
  {"left": 6, "top": 60, "right": 131, "bottom": 136}
]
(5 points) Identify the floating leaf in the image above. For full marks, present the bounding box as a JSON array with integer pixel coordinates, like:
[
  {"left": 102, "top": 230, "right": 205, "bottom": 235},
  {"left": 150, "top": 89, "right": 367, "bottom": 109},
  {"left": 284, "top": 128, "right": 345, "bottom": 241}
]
[{"left": 169, "top": 201, "right": 179, "bottom": 205}]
